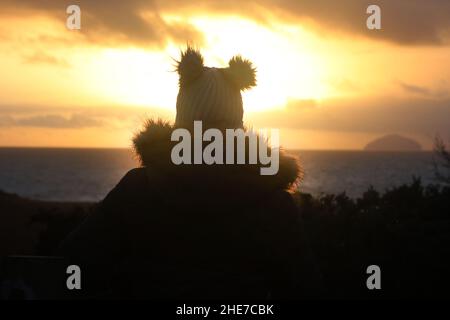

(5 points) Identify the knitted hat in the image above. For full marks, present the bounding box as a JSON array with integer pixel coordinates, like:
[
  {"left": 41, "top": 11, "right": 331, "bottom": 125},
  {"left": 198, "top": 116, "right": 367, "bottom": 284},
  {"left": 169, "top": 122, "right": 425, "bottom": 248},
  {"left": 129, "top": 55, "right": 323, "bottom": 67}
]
[{"left": 175, "top": 47, "right": 256, "bottom": 129}]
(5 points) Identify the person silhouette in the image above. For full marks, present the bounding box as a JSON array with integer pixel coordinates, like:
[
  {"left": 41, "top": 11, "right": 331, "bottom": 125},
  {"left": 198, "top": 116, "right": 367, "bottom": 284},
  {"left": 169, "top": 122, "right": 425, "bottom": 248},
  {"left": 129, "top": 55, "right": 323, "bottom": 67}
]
[{"left": 59, "top": 47, "right": 319, "bottom": 299}]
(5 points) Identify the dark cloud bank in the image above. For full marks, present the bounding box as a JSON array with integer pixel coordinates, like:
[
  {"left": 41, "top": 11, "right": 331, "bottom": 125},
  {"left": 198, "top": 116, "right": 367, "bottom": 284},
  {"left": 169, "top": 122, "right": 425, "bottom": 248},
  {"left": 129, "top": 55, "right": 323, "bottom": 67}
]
[
  {"left": 2, "top": 0, "right": 450, "bottom": 46},
  {"left": 250, "top": 97, "right": 450, "bottom": 138}
]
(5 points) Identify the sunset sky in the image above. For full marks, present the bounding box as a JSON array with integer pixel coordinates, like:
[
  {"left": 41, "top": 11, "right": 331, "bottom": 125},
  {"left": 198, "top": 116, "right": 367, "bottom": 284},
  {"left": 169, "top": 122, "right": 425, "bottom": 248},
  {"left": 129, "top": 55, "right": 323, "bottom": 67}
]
[{"left": 0, "top": 0, "right": 449, "bottom": 149}]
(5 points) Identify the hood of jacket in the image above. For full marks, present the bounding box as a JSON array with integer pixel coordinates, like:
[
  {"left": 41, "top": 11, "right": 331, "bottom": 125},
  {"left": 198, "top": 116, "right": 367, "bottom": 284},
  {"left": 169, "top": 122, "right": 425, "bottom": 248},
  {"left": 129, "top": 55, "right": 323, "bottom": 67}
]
[{"left": 132, "top": 119, "right": 301, "bottom": 194}]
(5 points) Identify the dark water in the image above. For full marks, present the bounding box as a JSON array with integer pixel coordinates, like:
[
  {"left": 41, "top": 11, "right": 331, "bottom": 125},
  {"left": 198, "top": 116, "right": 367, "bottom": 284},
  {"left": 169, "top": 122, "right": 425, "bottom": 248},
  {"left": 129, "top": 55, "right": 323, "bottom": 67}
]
[
  {"left": 0, "top": 148, "right": 436, "bottom": 202},
  {"left": 297, "top": 150, "right": 435, "bottom": 197}
]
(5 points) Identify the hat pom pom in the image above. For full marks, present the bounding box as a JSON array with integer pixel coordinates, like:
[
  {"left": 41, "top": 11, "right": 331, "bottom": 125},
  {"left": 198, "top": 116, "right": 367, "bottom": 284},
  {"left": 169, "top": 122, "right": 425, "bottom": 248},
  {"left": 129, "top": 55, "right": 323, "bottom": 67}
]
[
  {"left": 177, "top": 46, "right": 204, "bottom": 88},
  {"left": 226, "top": 56, "right": 257, "bottom": 91}
]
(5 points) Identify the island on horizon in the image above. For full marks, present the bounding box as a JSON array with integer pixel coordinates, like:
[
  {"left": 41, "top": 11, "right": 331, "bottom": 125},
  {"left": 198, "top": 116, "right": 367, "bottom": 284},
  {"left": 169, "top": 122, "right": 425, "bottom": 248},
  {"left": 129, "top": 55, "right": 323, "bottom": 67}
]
[{"left": 364, "top": 134, "right": 422, "bottom": 151}]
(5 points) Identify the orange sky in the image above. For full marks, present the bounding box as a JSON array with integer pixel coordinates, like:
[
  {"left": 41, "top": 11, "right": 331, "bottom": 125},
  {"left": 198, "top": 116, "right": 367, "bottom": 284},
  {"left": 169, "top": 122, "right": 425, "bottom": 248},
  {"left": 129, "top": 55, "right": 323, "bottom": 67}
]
[{"left": 0, "top": 0, "right": 449, "bottom": 149}]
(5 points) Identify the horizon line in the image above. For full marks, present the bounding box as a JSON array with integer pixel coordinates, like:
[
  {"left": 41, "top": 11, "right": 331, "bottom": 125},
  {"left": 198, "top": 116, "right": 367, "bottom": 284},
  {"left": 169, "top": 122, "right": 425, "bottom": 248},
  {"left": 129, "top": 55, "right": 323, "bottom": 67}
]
[{"left": 0, "top": 146, "right": 433, "bottom": 152}]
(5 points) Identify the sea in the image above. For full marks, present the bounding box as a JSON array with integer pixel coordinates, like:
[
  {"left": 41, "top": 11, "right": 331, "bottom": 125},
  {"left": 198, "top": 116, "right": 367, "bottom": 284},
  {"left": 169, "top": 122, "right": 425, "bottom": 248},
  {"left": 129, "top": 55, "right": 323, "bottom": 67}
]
[{"left": 0, "top": 148, "right": 437, "bottom": 202}]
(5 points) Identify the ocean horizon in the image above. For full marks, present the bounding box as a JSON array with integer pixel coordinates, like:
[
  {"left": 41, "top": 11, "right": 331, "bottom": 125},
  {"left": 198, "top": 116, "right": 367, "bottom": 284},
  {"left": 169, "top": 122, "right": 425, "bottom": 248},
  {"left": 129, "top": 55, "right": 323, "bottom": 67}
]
[{"left": 0, "top": 147, "right": 437, "bottom": 202}]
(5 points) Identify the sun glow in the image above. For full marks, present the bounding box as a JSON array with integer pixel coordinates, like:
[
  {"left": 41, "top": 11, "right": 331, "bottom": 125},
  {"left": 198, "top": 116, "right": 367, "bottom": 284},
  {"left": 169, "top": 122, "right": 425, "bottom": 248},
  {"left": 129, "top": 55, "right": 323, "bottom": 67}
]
[
  {"left": 80, "top": 49, "right": 178, "bottom": 108},
  {"left": 186, "top": 17, "right": 329, "bottom": 111},
  {"left": 83, "top": 16, "right": 329, "bottom": 112}
]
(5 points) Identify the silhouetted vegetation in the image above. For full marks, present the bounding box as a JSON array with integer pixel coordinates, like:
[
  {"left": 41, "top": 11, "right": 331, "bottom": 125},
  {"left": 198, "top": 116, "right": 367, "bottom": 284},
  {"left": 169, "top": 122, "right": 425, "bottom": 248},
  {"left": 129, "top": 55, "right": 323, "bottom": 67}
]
[
  {"left": 295, "top": 178, "right": 450, "bottom": 298},
  {"left": 1, "top": 178, "right": 450, "bottom": 298},
  {"left": 433, "top": 134, "right": 450, "bottom": 185}
]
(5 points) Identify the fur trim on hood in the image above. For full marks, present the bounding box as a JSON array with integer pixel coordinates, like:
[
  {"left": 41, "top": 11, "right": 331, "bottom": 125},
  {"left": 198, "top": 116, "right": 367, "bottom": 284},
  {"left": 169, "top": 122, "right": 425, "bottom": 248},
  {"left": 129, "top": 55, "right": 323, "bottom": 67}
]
[{"left": 133, "top": 119, "right": 302, "bottom": 193}]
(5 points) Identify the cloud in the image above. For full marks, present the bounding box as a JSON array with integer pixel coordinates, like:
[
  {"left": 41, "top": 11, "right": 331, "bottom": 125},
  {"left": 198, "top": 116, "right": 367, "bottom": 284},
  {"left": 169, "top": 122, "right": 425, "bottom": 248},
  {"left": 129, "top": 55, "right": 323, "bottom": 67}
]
[
  {"left": 2, "top": 0, "right": 450, "bottom": 47},
  {"left": 3, "top": 97, "right": 448, "bottom": 138},
  {"left": 250, "top": 97, "right": 450, "bottom": 137},
  {"left": 0, "top": 105, "right": 175, "bottom": 129},
  {"left": 0, "top": 114, "right": 103, "bottom": 129},
  {"left": 149, "top": 0, "right": 450, "bottom": 46},
  {"left": 0, "top": 115, "right": 15, "bottom": 126},
  {"left": 399, "top": 82, "right": 432, "bottom": 96},
  {"left": 261, "top": 0, "right": 450, "bottom": 45},
  {"left": 399, "top": 81, "right": 449, "bottom": 99},
  {"left": 22, "top": 51, "right": 70, "bottom": 67},
  {"left": 0, "top": 0, "right": 204, "bottom": 47}
]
